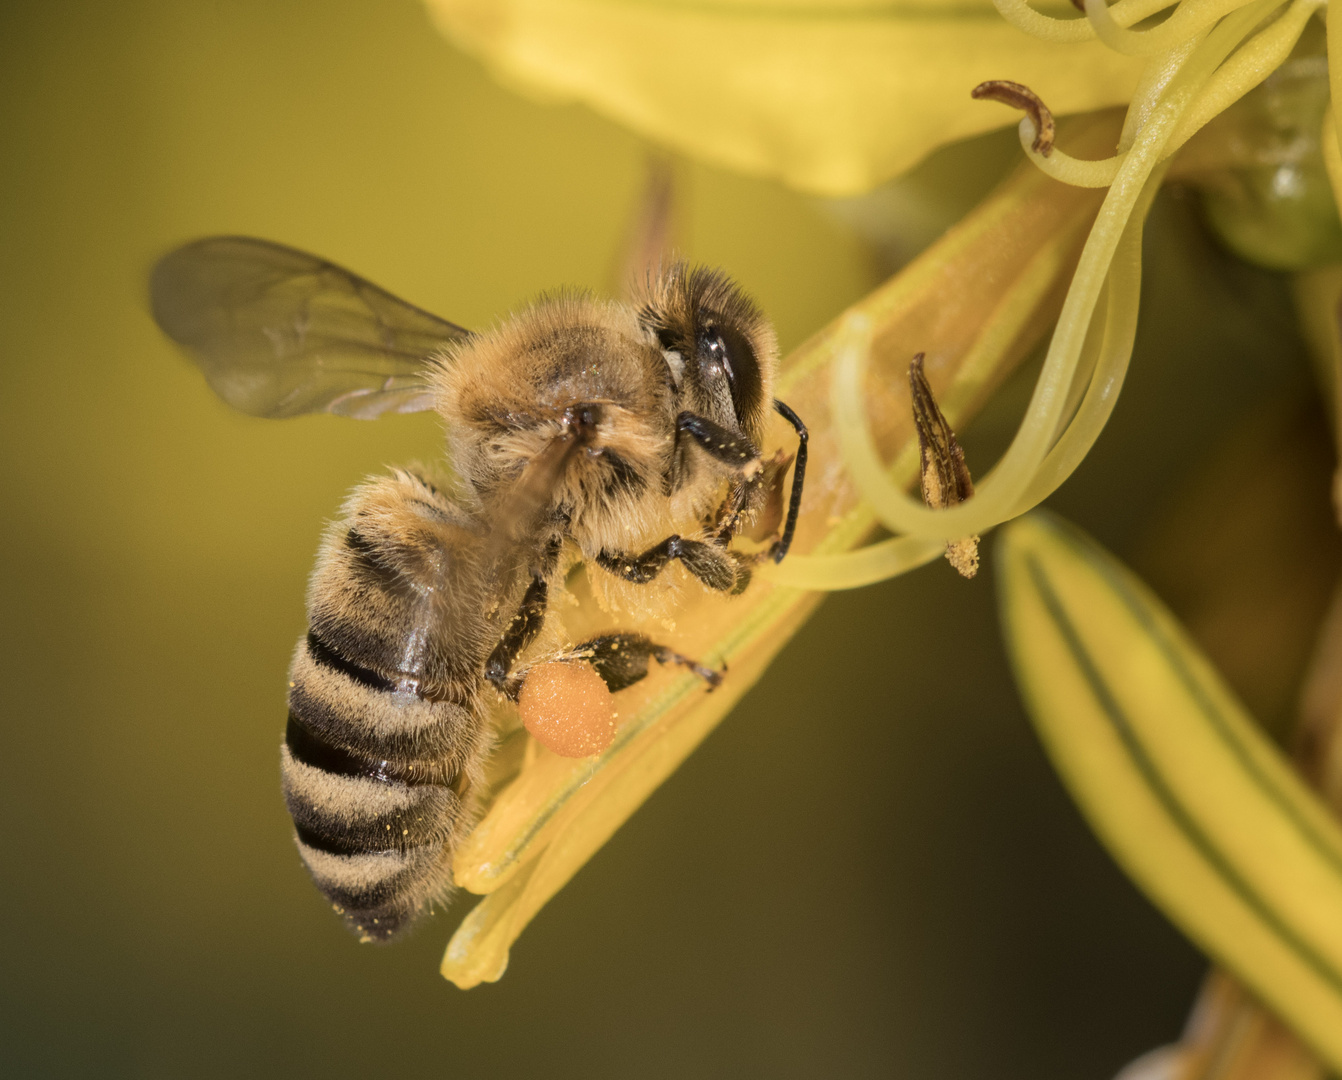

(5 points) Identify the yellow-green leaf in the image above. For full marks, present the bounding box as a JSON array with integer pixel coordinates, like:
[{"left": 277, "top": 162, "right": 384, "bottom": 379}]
[
  {"left": 998, "top": 511, "right": 1342, "bottom": 1073},
  {"left": 423, "top": 0, "right": 1145, "bottom": 195}
]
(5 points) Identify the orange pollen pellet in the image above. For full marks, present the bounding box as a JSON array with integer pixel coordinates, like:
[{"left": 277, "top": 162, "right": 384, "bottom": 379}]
[{"left": 519, "top": 660, "right": 618, "bottom": 758}]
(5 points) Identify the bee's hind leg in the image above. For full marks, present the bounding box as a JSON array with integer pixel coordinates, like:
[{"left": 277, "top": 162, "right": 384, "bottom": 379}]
[
  {"left": 566, "top": 633, "right": 723, "bottom": 693},
  {"left": 485, "top": 539, "right": 563, "bottom": 700},
  {"left": 484, "top": 574, "right": 548, "bottom": 701}
]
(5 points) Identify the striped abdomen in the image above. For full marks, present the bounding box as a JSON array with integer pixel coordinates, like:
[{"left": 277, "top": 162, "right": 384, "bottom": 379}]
[{"left": 281, "top": 471, "right": 494, "bottom": 941}]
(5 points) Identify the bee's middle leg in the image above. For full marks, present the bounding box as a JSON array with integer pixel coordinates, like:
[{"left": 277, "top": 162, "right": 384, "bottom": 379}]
[
  {"left": 596, "top": 536, "right": 751, "bottom": 594},
  {"left": 594, "top": 408, "right": 766, "bottom": 593},
  {"left": 566, "top": 633, "right": 722, "bottom": 692}
]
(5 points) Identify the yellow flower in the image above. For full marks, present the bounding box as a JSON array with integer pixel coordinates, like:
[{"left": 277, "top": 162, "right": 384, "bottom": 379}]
[
  {"left": 423, "top": 0, "right": 1147, "bottom": 195},
  {"left": 424, "top": 8, "right": 1342, "bottom": 1057},
  {"left": 441, "top": 146, "right": 1113, "bottom": 986}
]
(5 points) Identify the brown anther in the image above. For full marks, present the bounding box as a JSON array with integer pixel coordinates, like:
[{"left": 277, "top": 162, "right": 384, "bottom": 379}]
[
  {"left": 1071, "top": 0, "right": 1086, "bottom": 11},
  {"left": 910, "top": 353, "right": 980, "bottom": 579},
  {"left": 970, "top": 80, "right": 1056, "bottom": 157}
]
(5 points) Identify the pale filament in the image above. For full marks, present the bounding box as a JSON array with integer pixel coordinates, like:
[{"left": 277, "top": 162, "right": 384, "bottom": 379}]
[
  {"left": 772, "top": 0, "right": 1326, "bottom": 592},
  {"left": 994, "top": 0, "right": 1186, "bottom": 44},
  {"left": 1014, "top": 0, "right": 1322, "bottom": 188}
]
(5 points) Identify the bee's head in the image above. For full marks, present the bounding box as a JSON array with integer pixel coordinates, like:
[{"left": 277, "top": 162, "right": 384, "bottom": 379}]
[{"left": 637, "top": 264, "right": 777, "bottom": 446}]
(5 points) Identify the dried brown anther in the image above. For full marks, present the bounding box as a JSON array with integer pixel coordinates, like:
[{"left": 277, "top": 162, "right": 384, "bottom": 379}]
[
  {"left": 970, "top": 80, "right": 1056, "bottom": 157},
  {"left": 910, "top": 353, "right": 980, "bottom": 579}
]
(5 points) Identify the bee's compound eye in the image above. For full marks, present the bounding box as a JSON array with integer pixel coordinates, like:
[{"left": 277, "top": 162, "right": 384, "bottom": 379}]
[
  {"left": 699, "top": 328, "right": 727, "bottom": 369},
  {"left": 698, "top": 325, "right": 742, "bottom": 399},
  {"left": 519, "top": 661, "right": 617, "bottom": 758}
]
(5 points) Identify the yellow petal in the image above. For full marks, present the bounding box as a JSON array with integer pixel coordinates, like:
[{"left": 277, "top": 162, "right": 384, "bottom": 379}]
[
  {"left": 998, "top": 511, "right": 1342, "bottom": 1074},
  {"left": 423, "top": 0, "right": 1145, "bottom": 195},
  {"left": 442, "top": 126, "right": 1117, "bottom": 988}
]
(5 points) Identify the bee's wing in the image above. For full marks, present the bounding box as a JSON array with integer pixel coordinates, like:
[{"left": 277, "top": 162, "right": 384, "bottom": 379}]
[{"left": 150, "top": 236, "right": 471, "bottom": 419}]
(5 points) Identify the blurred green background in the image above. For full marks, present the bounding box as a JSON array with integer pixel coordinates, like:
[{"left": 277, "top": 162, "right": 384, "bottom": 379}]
[{"left": 2, "top": 1, "right": 1332, "bottom": 1076}]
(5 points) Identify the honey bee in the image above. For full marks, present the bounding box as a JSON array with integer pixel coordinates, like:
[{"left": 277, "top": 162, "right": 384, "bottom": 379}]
[{"left": 150, "top": 237, "right": 807, "bottom": 941}]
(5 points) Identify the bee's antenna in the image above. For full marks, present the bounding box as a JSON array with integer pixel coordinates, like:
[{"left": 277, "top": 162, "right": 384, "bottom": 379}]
[{"left": 770, "top": 399, "right": 808, "bottom": 562}]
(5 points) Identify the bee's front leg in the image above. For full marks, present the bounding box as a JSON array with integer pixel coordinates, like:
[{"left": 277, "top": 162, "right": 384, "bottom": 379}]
[
  {"left": 675, "top": 411, "right": 761, "bottom": 473},
  {"left": 676, "top": 402, "right": 809, "bottom": 563}
]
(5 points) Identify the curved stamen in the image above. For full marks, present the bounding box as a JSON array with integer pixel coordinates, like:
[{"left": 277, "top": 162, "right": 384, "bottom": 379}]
[
  {"left": 985, "top": 0, "right": 1314, "bottom": 191},
  {"left": 1086, "top": 0, "right": 1257, "bottom": 57},
  {"left": 972, "top": 80, "right": 1057, "bottom": 155},
  {"left": 993, "top": 0, "right": 1183, "bottom": 44},
  {"left": 766, "top": 534, "right": 945, "bottom": 591},
  {"left": 1119, "top": 34, "right": 1208, "bottom": 150},
  {"left": 1166, "top": 0, "right": 1326, "bottom": 149},
  {"left": 1013, "top": 161, "right": 1163, "bottom": 510},
  {"left": 777, "top": 0, "right": 1326, "bottom": 591},
  {"left": 974, "top": 80, "right": 1124, "bottom": 185}
]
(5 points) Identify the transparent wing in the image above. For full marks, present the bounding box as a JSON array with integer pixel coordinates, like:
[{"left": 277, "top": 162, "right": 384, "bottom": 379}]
[{"left": 150, "top": 236, "right": 471, "bottom": 419}]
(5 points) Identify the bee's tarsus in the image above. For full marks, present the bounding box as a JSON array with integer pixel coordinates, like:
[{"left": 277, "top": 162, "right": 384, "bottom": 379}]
[
  {"left": 770, "top": 398, "right": 808, "bottom": 563},
  {"left": 568, "top": 633, "right": 722, "bottom": 694}
]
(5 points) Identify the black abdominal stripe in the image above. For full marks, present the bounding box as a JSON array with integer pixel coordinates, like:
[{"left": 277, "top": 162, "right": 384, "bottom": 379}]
[
  {"left": 281, "top": 485, "right": 486, "bottom": 942},
  {"left": 283, "top": 633, "right": 475, "bottom": 940}
]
